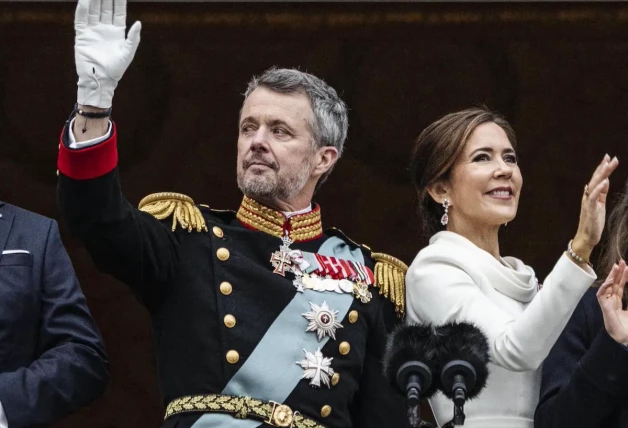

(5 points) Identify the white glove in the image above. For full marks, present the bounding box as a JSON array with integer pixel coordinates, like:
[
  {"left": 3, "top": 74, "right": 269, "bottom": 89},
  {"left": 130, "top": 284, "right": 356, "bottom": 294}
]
[{"left": 75, "top": 0, "right": 141, "bottom": 108}]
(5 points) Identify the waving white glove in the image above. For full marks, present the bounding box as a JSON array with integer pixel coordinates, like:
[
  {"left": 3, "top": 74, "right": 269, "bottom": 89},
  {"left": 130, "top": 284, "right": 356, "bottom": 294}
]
[{"left": 75, "top": 0, "right": 141, "bottom": 108}]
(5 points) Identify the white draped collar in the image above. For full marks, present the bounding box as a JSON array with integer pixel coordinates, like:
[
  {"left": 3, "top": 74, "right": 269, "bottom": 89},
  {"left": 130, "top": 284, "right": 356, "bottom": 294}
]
[{"left": 429, "top": 231, "right": 538, "bottom": 303}]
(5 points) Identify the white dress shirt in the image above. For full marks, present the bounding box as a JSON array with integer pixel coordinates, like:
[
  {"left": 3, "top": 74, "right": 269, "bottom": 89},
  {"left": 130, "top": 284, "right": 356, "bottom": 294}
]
[{"left": 67, "top": 118, "right": 112, "bottom": 149}]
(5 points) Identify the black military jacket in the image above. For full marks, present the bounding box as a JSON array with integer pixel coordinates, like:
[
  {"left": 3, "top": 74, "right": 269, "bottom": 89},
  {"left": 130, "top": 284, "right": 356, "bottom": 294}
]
[{"left": 57, "top": 126, "right": 409, "bottom": 428}]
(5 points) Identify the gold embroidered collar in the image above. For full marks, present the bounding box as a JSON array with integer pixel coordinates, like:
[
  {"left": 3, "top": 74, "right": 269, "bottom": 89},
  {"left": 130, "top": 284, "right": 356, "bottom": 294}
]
[{"left": 236, "top": 196, "right": 323, "bottom": 242}]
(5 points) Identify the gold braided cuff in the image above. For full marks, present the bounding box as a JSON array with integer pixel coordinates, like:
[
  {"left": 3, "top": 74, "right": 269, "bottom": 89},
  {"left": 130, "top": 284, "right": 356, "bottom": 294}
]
[
  {"left": 138, "top": 192, "right": 208, "bottom": 233},
  {"left": 165, "top": 394, "right": 326, "bottom": 428},
  {"left": 372, "top": 252, "right": 408, "bottom": 318}
]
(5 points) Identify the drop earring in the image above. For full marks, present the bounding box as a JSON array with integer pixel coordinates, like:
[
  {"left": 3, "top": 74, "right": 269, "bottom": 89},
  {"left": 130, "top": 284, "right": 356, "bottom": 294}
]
[{"left": 441, "top": 199, "right": 450, "bottom": 226}]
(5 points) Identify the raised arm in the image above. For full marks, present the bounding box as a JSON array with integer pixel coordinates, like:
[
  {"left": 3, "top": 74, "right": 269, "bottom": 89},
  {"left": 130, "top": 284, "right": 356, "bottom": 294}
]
[
  {"left": 567, "top": 154, "right": 619, "bottom": 269},
  {"left": 58, "top": 0, "right": 179, "bottom": 308},
  {"left": 406, "top": 251, "right": 596, "bottom": 372},
  {"left": 73, "top": 0, "right": 140, "bottom": 141},
  {"left": 407, "top": 155, "right": 618, "bottom": 371}
]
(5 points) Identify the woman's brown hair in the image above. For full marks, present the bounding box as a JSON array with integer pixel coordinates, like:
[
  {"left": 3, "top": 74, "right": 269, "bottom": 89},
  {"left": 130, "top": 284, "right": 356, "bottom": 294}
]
[
  {"left": 409, "top": 107, "right": 517, "bottom": 237},
  {"left": 597, "top": 179, "right": 628, "bottom": 306}
]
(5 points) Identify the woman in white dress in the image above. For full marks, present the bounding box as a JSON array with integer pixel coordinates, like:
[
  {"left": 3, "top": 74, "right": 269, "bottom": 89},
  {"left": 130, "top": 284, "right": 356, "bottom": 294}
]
[{"left": 405, "top": 107, "right": 623, "bottom": 428}]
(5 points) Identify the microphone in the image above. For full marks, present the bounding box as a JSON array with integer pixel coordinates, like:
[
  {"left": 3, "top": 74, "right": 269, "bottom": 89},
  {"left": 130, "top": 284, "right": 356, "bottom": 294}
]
[
  {"left": 434, "top": 322, "right": 490, "bottom": 427},
  {"left": 383, "top": 324, "right": 440, "bottom": 428}
]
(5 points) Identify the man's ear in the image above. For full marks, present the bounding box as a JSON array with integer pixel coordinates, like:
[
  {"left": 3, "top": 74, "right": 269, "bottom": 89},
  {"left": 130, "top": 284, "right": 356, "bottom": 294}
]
[
  {"left": 426, "top": 180, "right": 450, "bottom": 205},
  {"left": 312, "top": 146, "right": 339, "bottom": 178}
]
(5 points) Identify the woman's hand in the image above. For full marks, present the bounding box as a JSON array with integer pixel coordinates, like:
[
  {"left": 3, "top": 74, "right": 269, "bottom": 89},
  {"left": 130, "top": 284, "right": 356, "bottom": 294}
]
[
  {"left": 597, "top": 260, "right": 628, "bottom": 346},
  {"left": 571, "top": 154, "right": 619, "bottom": 262}
]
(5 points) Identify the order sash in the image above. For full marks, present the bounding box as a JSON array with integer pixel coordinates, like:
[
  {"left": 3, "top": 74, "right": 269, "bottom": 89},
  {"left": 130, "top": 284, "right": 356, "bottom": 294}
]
[{"left": 191, "top": 236, "right": 364, "bottom": 428}]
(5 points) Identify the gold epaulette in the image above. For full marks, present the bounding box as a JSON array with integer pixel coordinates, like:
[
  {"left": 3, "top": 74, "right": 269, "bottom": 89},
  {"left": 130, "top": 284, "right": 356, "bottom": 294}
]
[
  {"left": 372, "top": 252, "right": 407, "bottom": 318},
  {"left": 138, "top": 192, "right": 208, "bottom": 233}
]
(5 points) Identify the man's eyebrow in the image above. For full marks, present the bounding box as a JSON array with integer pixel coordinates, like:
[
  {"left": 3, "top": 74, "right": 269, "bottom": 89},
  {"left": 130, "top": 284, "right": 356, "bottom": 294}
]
[
  {"left": 239, "top": 116, "right": 258, "bottom": 125},
  {"left": 267, "top": 119, "right": 296, "bottom": 131}
]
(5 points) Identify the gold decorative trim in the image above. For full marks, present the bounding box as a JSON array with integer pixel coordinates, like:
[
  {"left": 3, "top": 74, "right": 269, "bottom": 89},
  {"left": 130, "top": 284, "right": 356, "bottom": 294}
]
[
  {"left": 236, "top": 196, "right": 323, "bottom": 242},
  {"left": 165, "top": 394, "right": 326, "bottom": 428},
  {"left": 138, "top": 192, "right": 208, "bottom": 233},
  {"left": 372, "top": 252, "right": 407, "bottom": 318},
  {"left": 241, "top": 196, "right": 285, "bottom": 224},
  {"left": 236, "top": 208, "right": 284, "bottom": 238},
  {"left": 290, "top": 228, "right": 323, "bottom": 242}
]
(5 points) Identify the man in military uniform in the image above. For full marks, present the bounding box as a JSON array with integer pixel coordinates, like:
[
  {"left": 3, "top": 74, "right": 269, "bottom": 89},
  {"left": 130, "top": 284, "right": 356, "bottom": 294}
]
[{"left": 57, "top": 0, "right": 409, "bottom": 427}]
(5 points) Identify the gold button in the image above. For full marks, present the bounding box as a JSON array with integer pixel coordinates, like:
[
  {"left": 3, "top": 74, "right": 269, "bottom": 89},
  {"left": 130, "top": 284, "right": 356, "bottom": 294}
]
[
  {"left": 339, "top": 341, "right": 350, "bottom": 355},
  {"left": 212, "top": 226, "right": 224, "bottom": 238},
  {"left": 224, "top": 314, "right": 236, "bottom": 328},
  {"left": 348, "top": 310, "right": 359, "bottom": 324},
  {"left": 216, "top": 248, "right": 230, "bottom": 261},
  {"left": 226, "top": 350, "right": 239, "bottom": 364},
  {"left": 320, "top": 405, "right": 332, "bottom": 418},
  {"left": 220, "top": 281, "right": 232, "bottom": 295},
  {"left": 331, "top": 373, "right": 340, "bottom": 386}
]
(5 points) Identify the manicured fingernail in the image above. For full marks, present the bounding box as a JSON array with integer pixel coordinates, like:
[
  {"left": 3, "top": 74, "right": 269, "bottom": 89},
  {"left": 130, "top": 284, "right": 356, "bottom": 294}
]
[{"left": 605, "top": 153, "right": 610, "bottom": 161}]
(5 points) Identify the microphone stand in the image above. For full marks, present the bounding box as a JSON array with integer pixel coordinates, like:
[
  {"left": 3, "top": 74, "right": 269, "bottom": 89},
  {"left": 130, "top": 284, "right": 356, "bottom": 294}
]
[
  {"left": 441, "top": 405, "right": 465, "bottom": 428},
  {"left": 440, "top": 360, "right": 476, "bottom": 426},
  {"left": 397, "top": 361, "right": 434, "bottom": 428}
]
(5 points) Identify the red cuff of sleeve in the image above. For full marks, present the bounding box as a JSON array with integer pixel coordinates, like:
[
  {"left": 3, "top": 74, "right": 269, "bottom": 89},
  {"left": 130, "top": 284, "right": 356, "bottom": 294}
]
[{"left": 57, "top": 123, "right": 118, "bottom": 180}]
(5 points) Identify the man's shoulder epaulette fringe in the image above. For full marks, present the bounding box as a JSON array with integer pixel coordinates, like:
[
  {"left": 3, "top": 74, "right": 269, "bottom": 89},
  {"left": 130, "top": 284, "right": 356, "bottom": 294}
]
[
  {"left": 138, "top": 192, "right": 208, "bottom": 233},
  {"left": 372, "top": 252, "right": 407, "bottom": 318}
]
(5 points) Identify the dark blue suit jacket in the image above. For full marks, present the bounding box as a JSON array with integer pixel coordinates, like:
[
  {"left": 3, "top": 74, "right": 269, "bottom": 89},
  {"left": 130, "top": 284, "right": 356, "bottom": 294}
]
[
  {"left": 0, "top": 202, "right": 108, "bottom": 427},
  {"left": 535, "top": 288, "right": 628, "bottom": 427}
]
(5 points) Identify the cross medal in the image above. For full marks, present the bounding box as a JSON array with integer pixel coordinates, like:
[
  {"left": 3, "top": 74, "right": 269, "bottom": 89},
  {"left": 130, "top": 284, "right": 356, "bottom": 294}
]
[
  {"left": 270, "top": 232, "right": 306, "bottom": 291},
  {"left": 270, "top": 234, "right": 293, "bottom": 276}
]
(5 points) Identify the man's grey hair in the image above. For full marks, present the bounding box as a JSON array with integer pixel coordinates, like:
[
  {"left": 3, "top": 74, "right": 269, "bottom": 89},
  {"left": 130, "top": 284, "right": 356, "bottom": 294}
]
[{"left": 244, "top": 67, "right": 349, "bottom": 187}]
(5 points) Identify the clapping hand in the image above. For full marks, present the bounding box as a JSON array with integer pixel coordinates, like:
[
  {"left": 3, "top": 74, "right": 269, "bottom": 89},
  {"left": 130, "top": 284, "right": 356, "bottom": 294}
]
[
  {"left": 597, "top": 260, "right": 628, "bottom": 346},
  {"left": 571, "top": 154, "right": 619, "bottom": 262},
  {"left": 75, "top": 0, "right": 141, "bottom": 108}
]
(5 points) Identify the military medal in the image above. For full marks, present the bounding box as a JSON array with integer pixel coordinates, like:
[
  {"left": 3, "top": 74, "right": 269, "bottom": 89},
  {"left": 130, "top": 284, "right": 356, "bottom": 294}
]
[
  {"left": 270, "top": 234, "right": 295, "bottom": 277},
  {"left": 303, "top": 301, "right": 343, "bottom": 341},
  {"left": 292, "top": 273, "right": 305, "bottom": 292},
  {"left": 353, "top": 281, "right": 372, "bottom": 303},
  {"left": 270, "top": 234, "right": 375, "bottom": 304},
  {"left": 297, "top": 348, "right": 335, "bottom": 388}
]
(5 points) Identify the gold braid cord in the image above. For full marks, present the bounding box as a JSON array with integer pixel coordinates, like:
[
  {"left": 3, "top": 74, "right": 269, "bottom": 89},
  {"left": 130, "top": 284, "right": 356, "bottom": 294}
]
[
  {"left": 165, "top": 394, "right": 326, "bottom": 428},
  {"left": 372, "top": 252, "right": 407, "bottom": 318},
  {"left": 138, "top": 192, "right": 208, "bottom": 233}
]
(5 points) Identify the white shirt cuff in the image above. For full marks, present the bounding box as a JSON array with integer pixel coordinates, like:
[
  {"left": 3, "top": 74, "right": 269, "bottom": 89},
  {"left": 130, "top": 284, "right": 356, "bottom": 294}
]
[{"left": 68, "top": 118, "right": 113, "bottom": 149}]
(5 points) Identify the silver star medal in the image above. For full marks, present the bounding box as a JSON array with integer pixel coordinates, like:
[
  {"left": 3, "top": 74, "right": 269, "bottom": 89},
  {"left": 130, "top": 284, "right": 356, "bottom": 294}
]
[
  {"left": 303, "top": 301, "right": 343, "bottom": 341},
  {"left": 297, "top": 348, "right": 335, "bottom": 388}
]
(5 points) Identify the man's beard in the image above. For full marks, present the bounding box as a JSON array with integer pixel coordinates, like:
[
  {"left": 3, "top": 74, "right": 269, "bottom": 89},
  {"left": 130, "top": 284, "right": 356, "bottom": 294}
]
[{"left": 237, "top": 157, "right": 313, "bottom": 203}]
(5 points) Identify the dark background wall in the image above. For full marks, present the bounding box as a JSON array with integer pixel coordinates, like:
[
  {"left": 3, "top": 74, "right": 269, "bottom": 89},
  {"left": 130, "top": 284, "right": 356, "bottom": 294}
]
[{"left": 1, "top": 2, "right": 628, "bottom": 427}]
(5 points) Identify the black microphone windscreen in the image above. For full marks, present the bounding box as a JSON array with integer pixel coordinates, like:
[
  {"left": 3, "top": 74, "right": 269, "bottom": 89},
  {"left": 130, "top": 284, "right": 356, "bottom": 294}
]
[
  {"left": 434, "top": 322, "right": 490, "bottom": 400},
  {"left": 383, "top": 324, "right": 440, "bottom": 398}
]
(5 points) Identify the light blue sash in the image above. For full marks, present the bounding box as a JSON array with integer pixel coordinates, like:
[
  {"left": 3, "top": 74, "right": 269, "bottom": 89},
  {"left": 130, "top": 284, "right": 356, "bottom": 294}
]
[{"left": 191, "top": 237, "right": 363, "bottom": 427}]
